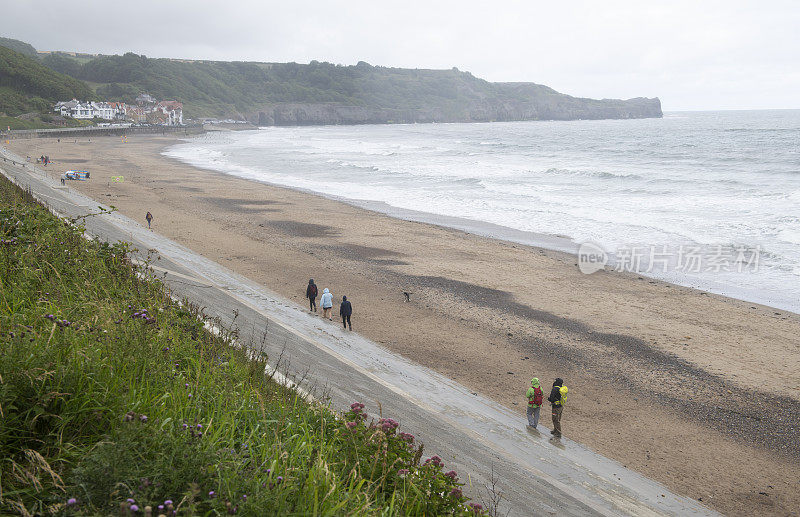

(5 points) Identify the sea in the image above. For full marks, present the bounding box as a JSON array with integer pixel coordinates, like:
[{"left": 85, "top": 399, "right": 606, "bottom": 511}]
[{"left": 164, "top": 110, "right": 800, "bottom": 314}]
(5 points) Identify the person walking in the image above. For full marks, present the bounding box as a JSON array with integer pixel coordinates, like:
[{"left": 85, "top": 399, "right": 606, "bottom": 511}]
[
  {"left": 145, "top": 211, "right": 153, "bottom": 229},
  {"left": 525, "top": 377, "right": 543, "bottom": 429},
  {"left": 306, "top": 279, "right": 318, "bottom": 312},
  {"left": 548, "top": 378, "right": 568, "bottom": 438},
  {"left": 320, "top": 288, "right": 333, "bottom": 320},
  {"left": 340, "top": 295, "right": 352, "bottom": 330}
]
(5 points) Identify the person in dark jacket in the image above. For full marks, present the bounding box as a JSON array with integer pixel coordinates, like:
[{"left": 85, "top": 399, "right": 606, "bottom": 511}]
[
  {"left": 306, "top": 279, "right": 318, "bottom": 312},
  {"left": 145, "top": 211, "right": 153, "bottom": 229},
  {"left": 548, "top": 378, "right": 568, "bottom": 438},
  {"left": 340, "top": 295, "right": 352, "bottom": 330}
]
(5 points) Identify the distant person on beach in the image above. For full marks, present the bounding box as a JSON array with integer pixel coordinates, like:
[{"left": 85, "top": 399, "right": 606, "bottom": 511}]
[
  {"left": 145, "top": 211, "right": 153, "bottom": 229},
  {"left": 320, "top": 288, "right": 333, "bottom": 320},
  {"left": 340, "top": 295, "right": 352, "bottom": 330},
  {"left": 61, "top": 176, "right": 65, "bottom": 186},
  {"left": 548, "top": 378, "right": 568, "bottom": 438},
  {"left": 526, "top": 377, "right": 543, "bottom": 429},
  {"left": 306, "top": 279, "right": 318, "bottom": 312}
]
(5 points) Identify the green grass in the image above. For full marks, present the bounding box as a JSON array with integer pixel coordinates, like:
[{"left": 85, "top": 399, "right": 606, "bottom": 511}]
[{"left": 0, "top": 174, "right": 483, "bottom": 516}]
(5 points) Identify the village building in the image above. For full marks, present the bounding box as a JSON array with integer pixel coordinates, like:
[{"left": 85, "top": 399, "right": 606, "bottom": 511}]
[{"left": 53, "top": 96, "right": 185, "bottom": 125}]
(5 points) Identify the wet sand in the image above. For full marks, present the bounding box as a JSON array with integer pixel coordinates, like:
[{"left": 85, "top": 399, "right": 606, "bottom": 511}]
[{"left": 9, "top": 134, "right": 800, "bottom": 516}]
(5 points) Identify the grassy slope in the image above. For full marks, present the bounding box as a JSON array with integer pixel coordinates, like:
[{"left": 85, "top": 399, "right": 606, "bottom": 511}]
[
  {"left": 0, "top": 37, "right": 37, "bottom": 57},
  {"left": 0, "top": 46, "right": 96, "bottom": 117},
  {"left": 42, "top": 52, "right": 569, "bottom": 119},
  {"left": 0, "top": 173, "right": 482, "bottom": 516}
]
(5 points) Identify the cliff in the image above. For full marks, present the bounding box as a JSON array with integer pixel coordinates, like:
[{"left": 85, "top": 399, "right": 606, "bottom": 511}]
[
  {"left": 33, "top": 49, "right": 661, "bottom": 124},
  {"left": 251, "top": 96, "right": 662, "bottom": 126}
]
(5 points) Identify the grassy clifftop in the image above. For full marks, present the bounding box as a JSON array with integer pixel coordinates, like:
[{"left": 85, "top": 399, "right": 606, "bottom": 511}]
[{"left": 0, "top": 173, "right": 482, "bottom": 515}]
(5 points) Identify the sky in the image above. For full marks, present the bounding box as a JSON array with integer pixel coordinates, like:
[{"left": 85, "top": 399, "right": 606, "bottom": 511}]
[{"left": 2, "top": 0, "right": 799, "bottom": 111}]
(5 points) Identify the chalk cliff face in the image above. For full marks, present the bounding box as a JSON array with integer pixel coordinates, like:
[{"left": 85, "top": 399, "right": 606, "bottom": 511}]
[{"left": 251, "top": 90, "right": 662, "bottom": 126}]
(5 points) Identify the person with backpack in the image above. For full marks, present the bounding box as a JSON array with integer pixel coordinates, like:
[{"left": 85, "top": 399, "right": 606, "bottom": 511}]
[
  {"left": 145, "top": 211, "right": 153, "bottom": 229},
  {"left": 306, "top": 279, "right": 318, "bottom": 312},
  {"left": 548, "top": 378, "right": 568, "bottom": 438},
  {"left": 320, "top": 288, "right": 333, "bottom": 320},
  {"left": 525, "top": 377, "right": 543, "bottom": 428},
  {"left": 340, "top": 295, "right": 352, "bottom": 330}
]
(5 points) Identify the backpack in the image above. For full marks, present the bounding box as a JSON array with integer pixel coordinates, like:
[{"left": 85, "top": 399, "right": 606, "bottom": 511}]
[
  {"left": 533, "top": 387, "right": 543, "bottom": 406},
  {"left": 309, "top": 284, "right": 318, "bottom": 297}
]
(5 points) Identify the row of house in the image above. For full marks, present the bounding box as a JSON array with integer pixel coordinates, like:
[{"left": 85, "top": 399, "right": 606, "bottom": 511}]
[{"left": 53, "top": 98, "right": 184, "bottom": 126}]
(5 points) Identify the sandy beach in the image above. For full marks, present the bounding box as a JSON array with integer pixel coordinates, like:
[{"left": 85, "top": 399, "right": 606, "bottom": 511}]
[{"left": 9, "top": 134, "right": 800, "bottom": 516}]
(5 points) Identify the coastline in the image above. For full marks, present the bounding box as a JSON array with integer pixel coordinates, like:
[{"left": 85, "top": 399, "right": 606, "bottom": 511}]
[
  {"left": 6, "top": 134, "right": 799, "bottom": 516},
  {"left": 164, "top": 125, "right": 800, "bottom": 316}
]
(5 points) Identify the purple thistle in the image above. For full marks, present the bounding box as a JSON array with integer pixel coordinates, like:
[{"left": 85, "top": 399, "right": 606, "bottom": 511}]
[
  {"left": 130, "top": 504, "right": 139, "bottom": 512},
  {"left": 67, "top": 498, "right": 77, "bottom": 506},
  {"left": 209, "top": 491, "right": 216, "bottom": 498},
  {"left": 164, "top": 500, "right": 173, "bottom": 506},
  {"left": 127, "top": 498, "right": 135, "bottom": 504}
]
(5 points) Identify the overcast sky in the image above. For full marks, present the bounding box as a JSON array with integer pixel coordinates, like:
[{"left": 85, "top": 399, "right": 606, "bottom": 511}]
[{"left": 2, "top": 0, "right": 798, "bottom": 111}]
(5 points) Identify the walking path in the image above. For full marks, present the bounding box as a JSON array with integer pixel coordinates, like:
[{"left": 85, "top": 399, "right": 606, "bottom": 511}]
[{"left": 1, "top": 148, "right": 717, "bottom": 516}]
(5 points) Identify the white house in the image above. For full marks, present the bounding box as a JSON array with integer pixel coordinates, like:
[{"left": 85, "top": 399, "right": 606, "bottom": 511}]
[
  {"left": 53, "top": 100, "right": 116, "bottom": 120},
  {"left": 156, "top": 100, "right": 184, "bottom": 126}
]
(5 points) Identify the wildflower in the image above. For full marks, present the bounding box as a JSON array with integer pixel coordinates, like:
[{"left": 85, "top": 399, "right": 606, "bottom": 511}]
[
  {"left": 399, "top": 432, "right": 415, "bottom": 442},
  {"left": 345, "top": 421, "right": 357, "bottom": 430},
  {"left": 242, "top": 495, "right": 247, "bottom": 501},
  {"left": 450, "top": 488, "right": 462, "bottom": 498},
  {"left": 379, "top": 418, "right": 399, "bottom": 432},
  {"left": 397, "top": 468, "right": 409, "bottom": 477},
  {"left": 127, "top": 499, "right": 136, "bottom": 504},
  {"left": 468, "top": 502, "right": 483, "bottom": 512},
  {"left": 163, "top": 347, "right": 169, "bottom": 352},
  {"left": 45, "top": 314, "right": 54, "bottom": 320},
  {"left": 164, "top": 500, "right": 173, "bottom": 506},
  {"left": 350, "top": 402, "right": 365, "bottom": 412},
  {"left": 209, "top": 491, "right": 216, "bottom": 498},
  {"left": 197, "top": 423, "right": 203, "bottom": 429},
  {"left": 67, "top": 498, "right": 77, "bottom": 506},
  {"left": 276, "top": 476, "right": 283, "bottom": 483},
  {"left": 188, "top": 393, "right": 192, "bottom": 398},
  {"left": 184, "top": 383, "right": 189, "bottom": 388},
  {"left": 444, "top": 470, "right": 458, "bottom": 479},
  {"left": 182, "top": 424, "right": 188, "bottom": 430},
  {"left": 130, "top": 504, "right": 139, "bottom": 512},
  {"left": 140, "top": 415, "right": 148, "bottom": 422},
  {"left": 158, "top": 505, "right": 164, "bottom": 511}
]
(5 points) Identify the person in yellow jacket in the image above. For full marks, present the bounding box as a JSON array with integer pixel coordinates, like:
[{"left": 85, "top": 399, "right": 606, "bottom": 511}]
[
  {"left": 525, "top": 377, "right": 544, "bottom": 428},
  {"left": 547, "top": 378, "right": 568, "bottom": 438}
]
